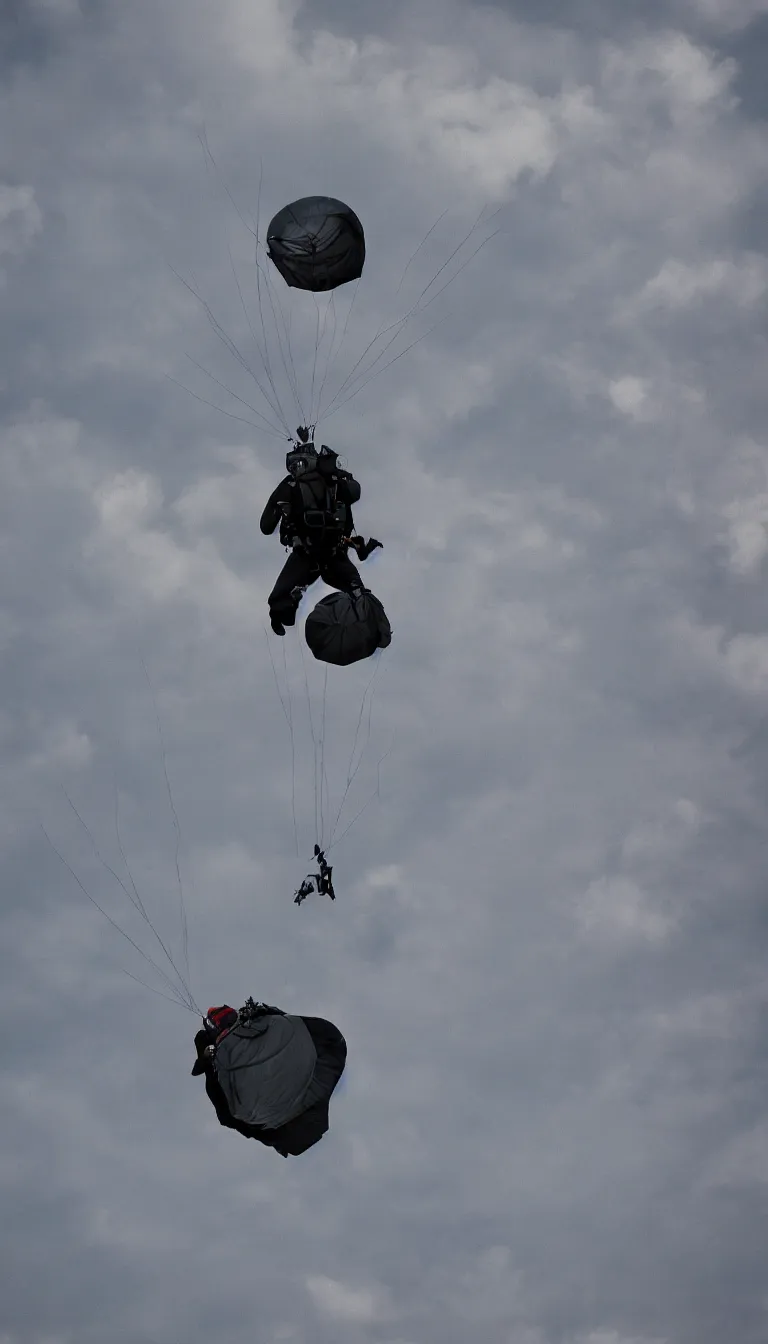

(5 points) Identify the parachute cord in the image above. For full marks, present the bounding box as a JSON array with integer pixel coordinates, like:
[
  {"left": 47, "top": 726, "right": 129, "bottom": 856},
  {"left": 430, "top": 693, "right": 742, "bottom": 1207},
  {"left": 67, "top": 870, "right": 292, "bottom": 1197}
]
[
  {"left": 196, "top": 135, "right": 293, "bottom": 434},
  {"left": 164, "top": 373, "right": 284, "bottom": 439},
  {"left": 141, "top": 657, "right": 191, "bottom": 996},
  {"left": 227, "top": 243, "right": 293, "bottom": 433},
  {"left": 252, "top": 172, "right": 294, "bottom": 434},
  {"left": 314, "top": 280, "right": 360, "bottom": 426},
  {"left": 328, "top": 655, "right": 383, "bottom": 848},
  {"left": 276, "top": 276, "right": 308, "bottom": 426},
  {"left": 298, "top": 636, "right": 321, "bottom": 846},
  {"left": 394, "top": 207, "right": 450, "bottom": 296},
  {"left": 182, "top": 354, "right": 285, "bottom": 437},
  {"left": 323, "top": 315, "right": 452, "bottom": 421},
  {"left": 326, "top": 736, "right": 395, "bottom": 855},
  {"left": 257, "top": 250, "right": 308, "bottom": 425},
  {"left": 122, "top": 968, "right": 200, "bottom": 1012},
  {"left": 263, "top": 627, "right": 299, "bottom": 857},
  {"left": 282, "top": 638, "right": 299, "bottom": 859},
  {"left": 42, "top": 823, "right": 199, "bottom": 1014},
  {"left": 320, "top": 208, "right": 499, "bottom": 420},
  {"left": 167, "top": 262, "right": 290, "bottom": 434},
  {"left": 331, "top": 220, "right": 504, "bottom": 417},
  {"left": 309, "top": 294, "right": 322, "bottom": 429},
  {"left": 198, "top": 127, "right": 259, "bottom": 242},
  {"left": 319, "top": 664, "right": 328, "bottom": 847},
  {"left": 310, "top": 292, "right": 337, "bottom": 428},
  {"left": 60, "top": 789, "right": 195, "bottom": 1009},
  {"left": 323, "top": 232, "right": 500, "bottom": 419},
  {"left": 412, "top": 204, "right": 496, "bottom": 309}
]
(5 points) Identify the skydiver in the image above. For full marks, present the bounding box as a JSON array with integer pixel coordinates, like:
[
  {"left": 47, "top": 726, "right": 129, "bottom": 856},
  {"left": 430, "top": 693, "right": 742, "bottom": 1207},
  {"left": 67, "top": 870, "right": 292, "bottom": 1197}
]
[
  {"left": 191, "top": 998, "right": 347, "bottom": 1158},
  {"left": 260, "top": 428, "right": 382, "bottom": 636},
  {"left": 293, "top": 846, "right": 335, "bottom": 905},
  {"left": 314, "top": 844, "right": 336, "bottom": 900}
]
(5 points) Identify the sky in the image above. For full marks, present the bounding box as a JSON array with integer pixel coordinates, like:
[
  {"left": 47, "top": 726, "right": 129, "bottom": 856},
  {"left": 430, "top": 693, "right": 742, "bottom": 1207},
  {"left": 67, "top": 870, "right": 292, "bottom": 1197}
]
[{"left": 1, "top": 0, "right": 768, "bottom": 1341}]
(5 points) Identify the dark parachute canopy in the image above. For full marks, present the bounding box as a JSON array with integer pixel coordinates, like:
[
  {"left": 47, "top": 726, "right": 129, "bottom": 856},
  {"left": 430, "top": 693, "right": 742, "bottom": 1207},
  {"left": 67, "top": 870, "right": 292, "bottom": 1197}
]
[
  {"left": 305, "top": 589, "right": 392, "bottom": 667},
  {"left": 266, "top": 196, "right": 365, "bottom": 293}
]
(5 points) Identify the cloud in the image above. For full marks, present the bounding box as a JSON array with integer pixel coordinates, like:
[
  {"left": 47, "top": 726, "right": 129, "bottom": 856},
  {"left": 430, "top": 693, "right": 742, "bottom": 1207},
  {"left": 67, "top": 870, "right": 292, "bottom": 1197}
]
[
  {"left": 576, "top": 876, "right": 675, "bottom": 944},
  {"left": 305, "top": 1273, "right": 391, "bottom": 1323},
  {"left": 629, "top": 254, "right": 768, "bottom": 312},
  {"left": 3, "top": 2, "right": 768, "bottom": 1343}
]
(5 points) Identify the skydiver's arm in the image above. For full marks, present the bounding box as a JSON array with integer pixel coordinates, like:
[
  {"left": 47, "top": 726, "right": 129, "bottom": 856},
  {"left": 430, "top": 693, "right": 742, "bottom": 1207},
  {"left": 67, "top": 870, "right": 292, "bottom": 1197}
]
[
  {"left": 337, "top": 473, "right": 361, "bottom": 506},
  {"left": 260, "top": 479, "right": 294, "bottom": 534}
]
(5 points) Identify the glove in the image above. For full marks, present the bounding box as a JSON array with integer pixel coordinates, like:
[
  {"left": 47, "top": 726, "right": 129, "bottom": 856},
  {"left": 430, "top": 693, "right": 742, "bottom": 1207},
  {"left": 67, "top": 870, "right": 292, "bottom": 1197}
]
[{"left": 358, "top": 537, "right": 382, "bottom": 560}]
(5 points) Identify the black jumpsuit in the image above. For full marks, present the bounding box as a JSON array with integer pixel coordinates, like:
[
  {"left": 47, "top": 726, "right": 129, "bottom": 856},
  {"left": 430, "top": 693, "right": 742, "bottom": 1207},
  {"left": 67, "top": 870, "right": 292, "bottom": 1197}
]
[{"left": 260, "top": 470, "right": 364, "bottom": 627}]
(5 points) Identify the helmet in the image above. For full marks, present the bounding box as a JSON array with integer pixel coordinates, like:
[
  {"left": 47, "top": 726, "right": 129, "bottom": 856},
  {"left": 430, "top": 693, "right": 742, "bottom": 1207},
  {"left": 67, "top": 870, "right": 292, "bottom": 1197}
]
[{"left": 286, "top": 443, "right": 317, "bottom": 477}]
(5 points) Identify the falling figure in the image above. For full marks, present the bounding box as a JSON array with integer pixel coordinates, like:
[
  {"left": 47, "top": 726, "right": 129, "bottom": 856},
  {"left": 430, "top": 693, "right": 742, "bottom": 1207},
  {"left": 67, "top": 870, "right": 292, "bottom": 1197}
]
[{"left": 294, "top": 845, "right": 336, "bottom": 905}]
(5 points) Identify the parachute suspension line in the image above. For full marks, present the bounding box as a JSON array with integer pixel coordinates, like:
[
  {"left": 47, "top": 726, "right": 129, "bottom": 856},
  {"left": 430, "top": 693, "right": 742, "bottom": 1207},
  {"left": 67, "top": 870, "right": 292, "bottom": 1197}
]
[
  {"left": 251, "top": 164, "right": 295, "bottom": 436},
  {"left": 412, "top": 203, "right": 495, "bottom": 310},
  {"left": 197, "top": 129, "right": 291, "bottom": 430},
  {"left": 270, "top": 263, "right": 308, "bottom": 426},
  {"left": 327, "top": 735, "right": 395, "bottom": 854},
  {"left": 164, "top": 373, "right": 283, "bottom": 439},
  {"left": 282, "top": 637, "right": 299, "bottom": 859},
  {"left": 122, "top": 968, "right": 200, "bottom": 1012},
  {"left": 319, "top": 206, "right": 499, "bottom": 420},
  {"left": 328, "top": 654, "right": 383, "bottom": 849},
  {"left": 311, "top": 293, "right": 336, "bottom": 427},
  {"left": 312, "top": 289, "right": 340, "bottom": 425},
  {"left": 257, "top": 247, "right": 308, "bottom": 426},
  {"left": 183, "top": 354, "right": 285, "bottom": 438},
  {"left": 314, "top": 280, "right": 360, "bottom": 427},
  {"left": 141, "top": 657, "right": 191, "bottom": 996},
  {"left": 61, "top": 788, "right": 195, "bottom": 1010},
  {"left": 227, "top": 242, "right": 293, "bottom": 433},
  {"left": 42, "top": 821, "right": 198, "bottom": 1015},
  {"left": 167, "top": 262, "right": 289, "bottom": 436},
  {"left": 298, "top": 636, "right": 322, "bottom": 847},
  {"left": 309, "top": 292, "right": 339, "bottom": 428},
  {"left": 420, "top": 229, "right": 502, "bottom": 316},
  {"left": 263, "top": 627, "right": 299, "bottom": 857},
  {"left": 326, "top": 309, "right": 452, "bottom": 418},
  {"left": 323, "top": 314, "right": 452, "bottom": 421},
  {"left": 198, "top": 127, "right": 259, "bottom": 245},
  {"left": 394, "top": 206, "right": 450, "bottom": 297},
  {"left": 315, "top": 210, "right": 457, "bottom": 420},
  {"left": 309, "top": 294, "right": 322, "bottom": 427},
  {"left": 319, "top": 664, "right": 329, "bottom": 848},
  {"left": 323, "top": 226, "right": 496, "bottom": 415}
]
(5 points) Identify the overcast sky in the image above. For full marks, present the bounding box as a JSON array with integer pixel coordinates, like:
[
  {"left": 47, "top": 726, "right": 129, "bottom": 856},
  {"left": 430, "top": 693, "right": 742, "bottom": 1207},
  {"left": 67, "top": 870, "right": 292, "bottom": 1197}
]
[{"left": 2, "top": 1, "right": 768, "bottom": 1342}]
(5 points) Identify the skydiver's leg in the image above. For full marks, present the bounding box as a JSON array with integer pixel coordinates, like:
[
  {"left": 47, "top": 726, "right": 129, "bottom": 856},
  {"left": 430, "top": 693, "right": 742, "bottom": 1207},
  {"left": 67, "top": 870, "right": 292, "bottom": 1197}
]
[
  {"left": 320, "top": 552, "right": 364, "bottom": 597},
  {"left": 269, "top": 552, "right": 320, "bottom": 627}
]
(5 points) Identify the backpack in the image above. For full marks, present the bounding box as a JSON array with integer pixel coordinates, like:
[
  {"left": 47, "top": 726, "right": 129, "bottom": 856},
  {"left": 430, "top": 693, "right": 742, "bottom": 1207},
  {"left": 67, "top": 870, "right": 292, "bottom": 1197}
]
[{"left": 281, "top": 472, "right": 351, "bottom": 551}]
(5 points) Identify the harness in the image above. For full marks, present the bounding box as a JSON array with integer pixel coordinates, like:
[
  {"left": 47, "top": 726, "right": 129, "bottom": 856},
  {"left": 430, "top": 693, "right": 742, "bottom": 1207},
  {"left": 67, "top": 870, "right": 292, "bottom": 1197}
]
[{"left": 281, "top": 473, "right": 349, "bottom": 552}]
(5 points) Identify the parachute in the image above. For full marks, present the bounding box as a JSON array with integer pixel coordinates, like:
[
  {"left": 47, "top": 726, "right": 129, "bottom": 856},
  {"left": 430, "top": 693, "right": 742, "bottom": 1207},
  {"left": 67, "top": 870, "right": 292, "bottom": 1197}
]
[
  {"left": 266, "top": 196, "right": 365, "bottom": 292},
  {"left": 305, "top": 589, "right": 392, "bottom": 667}
]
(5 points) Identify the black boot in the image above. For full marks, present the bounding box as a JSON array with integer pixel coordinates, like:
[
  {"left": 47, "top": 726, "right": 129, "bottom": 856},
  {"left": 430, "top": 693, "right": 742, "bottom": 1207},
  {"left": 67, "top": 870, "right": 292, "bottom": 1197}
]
[{"left": 270, "top": 614, "right": 285, "bottom": 636}]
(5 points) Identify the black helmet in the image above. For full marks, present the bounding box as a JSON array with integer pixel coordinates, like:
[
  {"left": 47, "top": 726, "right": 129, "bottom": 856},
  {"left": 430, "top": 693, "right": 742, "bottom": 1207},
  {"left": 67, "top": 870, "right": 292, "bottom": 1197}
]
[{"left": 286, "top": 443, "right": 317, "bottom": 477}]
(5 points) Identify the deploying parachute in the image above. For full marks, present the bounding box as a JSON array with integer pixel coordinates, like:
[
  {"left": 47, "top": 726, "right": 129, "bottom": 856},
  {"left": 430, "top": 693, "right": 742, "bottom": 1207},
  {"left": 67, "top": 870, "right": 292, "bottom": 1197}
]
[
  {"left": 305, "top": 589, "right": 391, "bottom": 667},
  {"left": 192, "top": 998, "right": 347, "bottom": 1158},
  {"left": 266, "top": 196, "right": 365, "bottom": 293}
]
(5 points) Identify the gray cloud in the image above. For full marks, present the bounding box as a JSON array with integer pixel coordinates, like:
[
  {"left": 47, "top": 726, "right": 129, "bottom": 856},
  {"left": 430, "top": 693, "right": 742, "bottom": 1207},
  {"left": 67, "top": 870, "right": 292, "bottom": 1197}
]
[{"left": 1, "top": 2, "right": 768, "bottom": 1342}]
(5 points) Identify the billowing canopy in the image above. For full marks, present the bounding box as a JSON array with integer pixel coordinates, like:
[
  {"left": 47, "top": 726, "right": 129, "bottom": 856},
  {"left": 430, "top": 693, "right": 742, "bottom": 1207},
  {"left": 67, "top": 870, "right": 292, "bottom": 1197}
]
[
  {"left": 266, "top": 197, "right": 365, "bottom": 292},
  {"left": 305, "top": 589, "right": 391, "bottom": 666}
]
